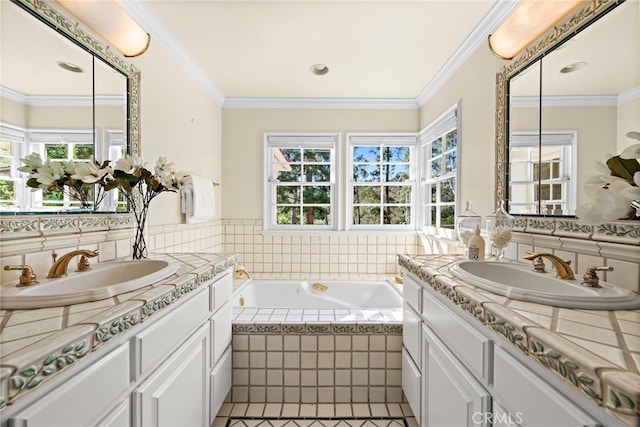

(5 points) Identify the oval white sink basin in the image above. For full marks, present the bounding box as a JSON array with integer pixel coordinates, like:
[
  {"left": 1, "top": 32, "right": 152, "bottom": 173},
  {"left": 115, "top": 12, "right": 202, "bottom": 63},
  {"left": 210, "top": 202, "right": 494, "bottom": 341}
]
[
  {"left": 0, "top": 260, "right": 180, "bottom": 309},
  {"left": 450, "top": 261, "right": 640, "bottom": 310}
]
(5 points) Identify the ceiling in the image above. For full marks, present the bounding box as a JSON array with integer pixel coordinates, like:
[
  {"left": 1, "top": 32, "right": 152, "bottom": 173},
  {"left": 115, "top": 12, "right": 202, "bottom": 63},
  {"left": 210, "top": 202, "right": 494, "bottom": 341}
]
[{"left": 122, "top": 0, "right": 507, "bottom": 105}]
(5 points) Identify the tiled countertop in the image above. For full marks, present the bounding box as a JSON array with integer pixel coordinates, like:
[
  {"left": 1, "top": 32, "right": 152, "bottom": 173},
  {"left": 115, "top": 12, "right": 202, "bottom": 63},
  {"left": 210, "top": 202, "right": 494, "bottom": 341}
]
[
  {"left": 0, "top": 252, "right": 237, "bottom": 410},
  {"left": 399, "top": 254, "right": 640, "bottom": 426}
]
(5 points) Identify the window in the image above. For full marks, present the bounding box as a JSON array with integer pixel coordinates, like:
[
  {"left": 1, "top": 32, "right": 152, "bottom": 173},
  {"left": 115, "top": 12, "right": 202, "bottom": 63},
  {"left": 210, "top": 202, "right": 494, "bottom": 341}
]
[
  {"left": 26, "top": 130, "right": 94, "bottom": 209},
  {"left": 0, "top": 124, "right": 25, "bottom": 209},
  {"left": 509, "top": 131, "right": 575, "bottom": 215},
  {"left": 347, "top": 134, "right": 417, "bottom": 229},
  {"left": 264, "top": 133, "right": 337, "bottom": 230},
  {"left": 420, "top": 104, "right": 459, "bottom": 232}
]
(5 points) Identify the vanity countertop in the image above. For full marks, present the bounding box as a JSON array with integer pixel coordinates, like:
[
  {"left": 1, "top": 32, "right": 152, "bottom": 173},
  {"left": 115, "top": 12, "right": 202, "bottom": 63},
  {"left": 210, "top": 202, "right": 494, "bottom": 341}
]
[
  {"left": 0, "top": 252, "right": 237, "bottom": 410},
  {"left": 399, "top": 254, "right": 640, "bottom": 425}
]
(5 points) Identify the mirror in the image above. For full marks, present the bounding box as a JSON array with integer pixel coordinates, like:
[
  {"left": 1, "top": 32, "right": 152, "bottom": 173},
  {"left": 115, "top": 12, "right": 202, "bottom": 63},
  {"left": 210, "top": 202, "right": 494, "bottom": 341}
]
[
  {"left": 495, "top": 0, "right": 639, "bottom": 217},
  {"left": 0, "top": 0, "right": 140, "bottom": 213}
]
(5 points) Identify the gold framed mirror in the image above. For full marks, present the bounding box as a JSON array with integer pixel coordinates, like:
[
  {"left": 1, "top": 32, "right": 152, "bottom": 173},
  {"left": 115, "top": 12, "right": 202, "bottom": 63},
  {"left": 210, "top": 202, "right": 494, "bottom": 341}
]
[
  {"left": 495, "top": 0, "right": 638, "bottom": 219},
  {"left": 1, "top": 0, "right": 140, "bottom": 213}
]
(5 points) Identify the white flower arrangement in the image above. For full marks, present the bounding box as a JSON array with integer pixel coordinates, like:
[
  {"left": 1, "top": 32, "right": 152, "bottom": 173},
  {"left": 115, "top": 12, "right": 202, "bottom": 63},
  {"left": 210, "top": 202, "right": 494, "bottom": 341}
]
[{"left": 576, "top": 131, "right": 640, "bottom": 225}]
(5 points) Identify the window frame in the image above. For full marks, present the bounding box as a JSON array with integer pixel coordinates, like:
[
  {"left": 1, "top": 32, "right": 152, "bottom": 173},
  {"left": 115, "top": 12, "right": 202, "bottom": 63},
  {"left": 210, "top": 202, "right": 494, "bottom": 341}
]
[
  {"left": 508, "top": 130, "right": 576, "bottom": 215},
  {"left": 263, "top": 132, "right": 339, "bottom": 231},
  {"left": 346, "top": 133, "right": 418, "bottom": 231},
  {"left": 419, "top": 102, "right": 460, "bottom": 239}
]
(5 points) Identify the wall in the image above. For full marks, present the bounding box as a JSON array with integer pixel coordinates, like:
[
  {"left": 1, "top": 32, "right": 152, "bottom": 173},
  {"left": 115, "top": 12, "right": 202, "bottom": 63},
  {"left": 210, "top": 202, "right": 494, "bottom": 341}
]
[
  {"left": 419, "top": 47, "right": 505, "bottom": 220},
  {"left": 617, "top": 97, "right": 640, "bottom": 152},
  {"left": 221, "top": 108, "right": 422, "bottom": 275}
]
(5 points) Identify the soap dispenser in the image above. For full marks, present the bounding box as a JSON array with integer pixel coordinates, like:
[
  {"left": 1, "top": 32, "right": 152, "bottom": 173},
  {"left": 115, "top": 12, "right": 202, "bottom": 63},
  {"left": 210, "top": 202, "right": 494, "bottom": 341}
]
[{"left": 467, "top": 225, "right": 485, "bottom": 261}]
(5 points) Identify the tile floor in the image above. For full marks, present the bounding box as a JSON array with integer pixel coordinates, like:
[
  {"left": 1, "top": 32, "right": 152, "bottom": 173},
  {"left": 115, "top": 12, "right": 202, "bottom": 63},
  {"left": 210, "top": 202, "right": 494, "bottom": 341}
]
[{"left": 211, "top": 403, "right": 417, "bottom": 427}]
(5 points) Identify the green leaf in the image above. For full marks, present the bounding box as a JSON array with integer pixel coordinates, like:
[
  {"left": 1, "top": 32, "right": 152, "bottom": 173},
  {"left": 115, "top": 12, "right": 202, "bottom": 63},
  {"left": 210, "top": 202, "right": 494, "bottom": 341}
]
[
  {"left": 42, "top": 366, "right": 56, "bottom": 376},
  {"left": 75, "top": 341, "right": 86, "bottom": 352},
  {"left": 610, "top": 390, "right": 621, "bottom": 408},
  {"left": 11, "top": 377, "right": 25, "bottom": 391},
  {"left": 20, "top": 367, "right": 36, "bottom": 377},
  {"left": 564, "top": 360, "right": 578, "bottom": 369},
  {"left": 618, "top": 393, "right": 636, "bottom": 410},
  {"left": 579, "top": 375, "right": 594, "bottom": 385},
  {"left": 62, "top": 344, "right": 74, "bottom": 354},
  {"left": 606, "top": 156, "right": 640, "bottom": 182},
  {"left": 43, "top": 355, "right": 57, "bottom": 366},
  {"left": 548, "top": 351, "right": 561, "bottom": 359},
  {"left": 56, "top": 359, "right": 66, "bottom": 369},
  {"left": 27, "top": 377, "right": 43, "bottom": 388}
]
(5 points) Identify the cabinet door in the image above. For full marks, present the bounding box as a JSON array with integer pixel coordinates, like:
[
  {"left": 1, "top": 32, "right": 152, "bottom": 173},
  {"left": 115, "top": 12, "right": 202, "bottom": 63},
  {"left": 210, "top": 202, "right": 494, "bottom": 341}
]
[
  {"left": 422, "top": 325, "right": 491, "bottom": 427},
  {"left": 493, "top": 347, "right": 599, "bottom": 427},
  {"left": 211, "top": 301, "right": 232, "bottom": 367},
  {"left": 402, "top": 347, "right": 422, "bottom": 423},
  {"left": 403, "top": 302, "right": 422, "bottom": 369},
  {"left": 134, "top": 323, "right": 210, "bottom": 427},
  {"left": 8, "top": 343, "right": 130, "bottom": 427},
  {"left": 210, "top": 346, "right": 232, "bottom": 424}
]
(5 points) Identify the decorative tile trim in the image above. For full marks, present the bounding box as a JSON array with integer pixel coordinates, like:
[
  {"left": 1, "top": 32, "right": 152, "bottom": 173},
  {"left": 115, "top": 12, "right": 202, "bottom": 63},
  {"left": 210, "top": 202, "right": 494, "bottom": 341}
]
[
  {"left": 527, "top": 218, "right": 555, "bottom": 235},
  {"left": 93, "top": 312, "right": 141, "bottom": 347},
  {"left": 593, "top": 223, "right": 640, "bottom": 245},
  {"left": 528, "top": 339, "right": 601, "bottom": 403},
  {"left": 232, "top": 322, "right": 402, "bottom": 335},
  {"left": 554, "top": 221, "right": 593, "bottom": 238},
  {"left": 7, "top": 339, "right": 90, "bottom": 404},
  {"left": 0, "top": 218, "right": 39, "bottom": 236}
]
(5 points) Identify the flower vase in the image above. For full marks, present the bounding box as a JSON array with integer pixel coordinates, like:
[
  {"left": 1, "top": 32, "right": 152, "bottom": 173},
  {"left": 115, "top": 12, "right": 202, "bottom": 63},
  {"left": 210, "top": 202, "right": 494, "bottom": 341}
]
[{"left": 132, "top": 205, "right": 149, "bottom": 260}]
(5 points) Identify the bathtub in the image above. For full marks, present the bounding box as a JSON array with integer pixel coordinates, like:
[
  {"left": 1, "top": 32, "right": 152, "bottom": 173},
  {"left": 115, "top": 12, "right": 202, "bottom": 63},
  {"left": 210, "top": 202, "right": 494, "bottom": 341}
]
[{"left": 235, "top": 279, "right": 402, "bottom": 309}]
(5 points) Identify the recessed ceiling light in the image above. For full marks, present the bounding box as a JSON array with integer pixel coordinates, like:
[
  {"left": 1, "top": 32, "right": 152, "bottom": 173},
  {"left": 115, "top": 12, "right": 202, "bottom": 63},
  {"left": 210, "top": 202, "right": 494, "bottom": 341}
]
[
  {"left": 560, "top": 62, "right": 588, "bottom": 73},
  {"left": 57, "top": 61, "right": 85, "bottom": 73},
  {"left": 310, "top": 64, "right": 329, "bottom": 76}
]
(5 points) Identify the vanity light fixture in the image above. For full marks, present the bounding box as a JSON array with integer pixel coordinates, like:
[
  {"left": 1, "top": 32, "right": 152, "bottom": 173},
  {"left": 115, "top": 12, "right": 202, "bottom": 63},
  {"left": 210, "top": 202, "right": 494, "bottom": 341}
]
[
  {"left": 560, "top": 61, "right": 588, "bottom": 73},
  {"left": 310, "top": 64, "right": 330, "bottom": 75},
  {"left": 54, "top": 0, "right": 150, "bottom": 57},
  {"left": 57, "top": 61, "right": 84, "bottom": 73},
  {"left": 488, "top": 0, "right": 583, "bottom": 60}
]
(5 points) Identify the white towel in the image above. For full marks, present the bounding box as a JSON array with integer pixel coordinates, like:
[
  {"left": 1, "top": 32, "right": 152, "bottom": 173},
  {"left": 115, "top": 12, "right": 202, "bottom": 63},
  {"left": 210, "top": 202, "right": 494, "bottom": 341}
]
[{"left": 185, "top": 174, "right": 216, "bottom": 224}]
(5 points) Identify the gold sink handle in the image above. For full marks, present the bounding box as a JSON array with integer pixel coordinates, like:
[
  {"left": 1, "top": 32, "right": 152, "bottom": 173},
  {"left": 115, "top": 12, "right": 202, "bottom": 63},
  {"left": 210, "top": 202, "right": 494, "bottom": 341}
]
[{"left": 312, "top": 283, "right": 328, "bottom": 292}]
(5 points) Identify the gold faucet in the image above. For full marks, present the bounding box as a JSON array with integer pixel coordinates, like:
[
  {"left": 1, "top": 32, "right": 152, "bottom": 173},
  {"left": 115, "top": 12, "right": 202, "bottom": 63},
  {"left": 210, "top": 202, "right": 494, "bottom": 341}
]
[
  {"left": 523, "top": 252, "right": 575, "bottom": 280},
  {"left": 234, "top": 268, "right": 251, "bottom": 280},
  {"left": 47, "top": 250, "right": 99, "bottom": 278},
  {"left": 4, "top": 265, "right": 39, "bottom": 286}
]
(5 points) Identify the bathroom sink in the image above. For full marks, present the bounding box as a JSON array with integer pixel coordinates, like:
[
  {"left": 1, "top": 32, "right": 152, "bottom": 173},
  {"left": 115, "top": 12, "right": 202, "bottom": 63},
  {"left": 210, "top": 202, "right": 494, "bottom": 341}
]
[
  {"left": 449, "top": 261, "right": 640, "bottom": 310},
  {"left": 0, "top": 260, "right": 180, "bottom": 309}
]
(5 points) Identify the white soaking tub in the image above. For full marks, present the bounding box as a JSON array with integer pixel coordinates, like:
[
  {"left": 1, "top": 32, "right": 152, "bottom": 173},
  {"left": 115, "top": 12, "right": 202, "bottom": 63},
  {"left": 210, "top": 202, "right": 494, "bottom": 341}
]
[{"left": 234, "top": 279, "right": 402, "bottom": 309}]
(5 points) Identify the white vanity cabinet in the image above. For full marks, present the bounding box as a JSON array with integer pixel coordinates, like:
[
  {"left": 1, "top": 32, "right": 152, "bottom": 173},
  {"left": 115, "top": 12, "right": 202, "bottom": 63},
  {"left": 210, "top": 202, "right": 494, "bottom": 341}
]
[
  {"left": 421, "top": 324, "right": 491, "bottom": 427},
  {"left": 402, "top": 270, "right": 612, "bottom": 427},
  {"left": 3, "top": 266, "right": 235, "bottom": 427}
]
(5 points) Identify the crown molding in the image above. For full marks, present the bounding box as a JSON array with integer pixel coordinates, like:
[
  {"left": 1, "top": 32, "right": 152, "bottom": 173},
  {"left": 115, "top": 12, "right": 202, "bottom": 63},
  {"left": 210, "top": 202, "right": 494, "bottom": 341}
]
[
  {"left": 619, "top": 86, "right": 640, "bottom": 105},
  {"left": 415, "top": 0, "right": 522, "bottom": 107},
  {"left": 1, "top": 86, "right": 124, "bottom": 107},
  {"left": 512, "top": 92, "right": 637, "bottom": 108},
  {"left": 120, "top": 0, "right": 226, "bottom": 106},
  {"left": 223, "top": 97, "right": 420, "bottom": 110}
]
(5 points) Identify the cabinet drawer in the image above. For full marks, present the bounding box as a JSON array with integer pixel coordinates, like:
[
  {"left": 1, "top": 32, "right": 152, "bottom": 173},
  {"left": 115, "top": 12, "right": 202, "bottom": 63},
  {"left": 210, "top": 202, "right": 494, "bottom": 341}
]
[
  {"left": 135, "top": 288, "right": 210, "bottom": 377},
  {"left": 402, "top": 348, "right": 422, "bottom": 422},
  {"left": 210, "top": 346, "right": 232, "bottom": 424},
  {"left": 211, "top": 272, "right": 233, "bottom": 312},
  {"left": 422, "top": 288, "right": 492, "bottom": 381},
  {"left": 403, "top": 274, "right": 422, "bottom": 312},
  {"left": 10, "top": 344, "right": 130, "bottom": 427},
  {"left": 402, "top": 301, "right": 421, "bottom": 369},
  {"left": 493, "top": 347, "right": 598, "bottom": 427}
]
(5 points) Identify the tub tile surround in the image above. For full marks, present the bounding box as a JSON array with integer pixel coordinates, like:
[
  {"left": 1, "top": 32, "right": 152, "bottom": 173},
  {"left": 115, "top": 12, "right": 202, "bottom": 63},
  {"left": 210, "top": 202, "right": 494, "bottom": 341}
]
[
  {"left": 223, "top": 219, "right": 421, "bottom": 277},
  {"left": 230, "top": 275, "right": 404, "bottom": 405},
  {"left": 0, "top": 253, "right": 236, "bottom": 409},
  {"left": 399, "top": 254, "right": 640, "bottom": 425}
]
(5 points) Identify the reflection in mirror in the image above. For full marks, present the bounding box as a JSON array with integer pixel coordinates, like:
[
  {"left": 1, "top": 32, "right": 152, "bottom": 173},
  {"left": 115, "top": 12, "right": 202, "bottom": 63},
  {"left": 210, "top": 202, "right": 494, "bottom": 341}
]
[
  {"left": 498, "top": 0, "right": 639, "bottom": 219},
  {"left": 0, "top": 0, "right": 139, "bottom": 214}
]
